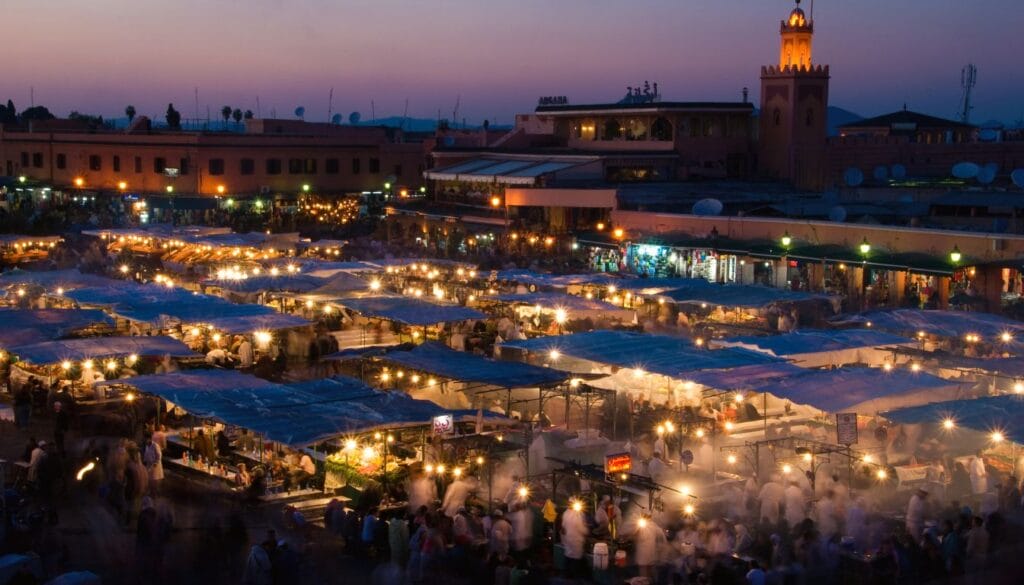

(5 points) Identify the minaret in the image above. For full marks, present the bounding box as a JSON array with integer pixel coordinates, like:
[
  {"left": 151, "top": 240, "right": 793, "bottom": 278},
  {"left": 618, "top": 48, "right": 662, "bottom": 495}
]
[{"left": 759, "top": 0, "right": 830, "bottom": 189}]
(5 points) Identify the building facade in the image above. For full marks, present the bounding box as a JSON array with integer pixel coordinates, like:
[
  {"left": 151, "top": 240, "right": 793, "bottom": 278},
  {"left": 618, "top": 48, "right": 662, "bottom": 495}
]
[{"left": 0, "top": 118, "right": 429, "bottom": 196}]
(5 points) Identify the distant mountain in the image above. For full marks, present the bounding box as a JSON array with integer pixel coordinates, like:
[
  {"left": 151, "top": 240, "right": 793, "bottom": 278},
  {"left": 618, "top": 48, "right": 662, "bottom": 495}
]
[{"left": 827, "top": 106, "right": 862, "bottom": 136}]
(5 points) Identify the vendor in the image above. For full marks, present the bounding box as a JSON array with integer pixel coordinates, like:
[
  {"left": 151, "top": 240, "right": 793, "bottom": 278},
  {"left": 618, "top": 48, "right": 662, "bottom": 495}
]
[
  {"left": 292, "top": 452, "right": 317, "bottom": 489},
  {"left": 235, "top": 428, "right": 256, "bottom": 452}
]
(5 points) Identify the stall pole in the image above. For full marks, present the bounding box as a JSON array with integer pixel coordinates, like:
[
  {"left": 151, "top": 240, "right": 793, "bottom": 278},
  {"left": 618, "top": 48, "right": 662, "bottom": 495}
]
[
  {"left": 763, "top": 392, "right": 768, "bottom": 436},
  {"left": 612, "top": 391, "right": 618, "bottom": 441}
]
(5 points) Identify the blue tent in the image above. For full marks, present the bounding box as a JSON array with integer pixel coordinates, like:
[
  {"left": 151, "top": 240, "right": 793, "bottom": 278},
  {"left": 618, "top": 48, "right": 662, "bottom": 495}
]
[
  {"left": 333, "top": 296, "right": 486, "bottom": 326},
  {"left": 487, "top": 292, "right": 622, "bottom": 312},
  {"left": 659, "top": 283, "right": 829, "bottom": 308},
  {"left": 685, "top": 363, "right": 808, "bottom": 389},
  {"left": 201, "top": 274, "right": 327, "bottom": 294},
  {"left": 726, "top": 329, "right": 912, "bottom": 356},
  {"left": 11, "top": 336, "right": 198, "bottom": 364},
  {"left": 500, "top": 330, "right": 780, "bottom": 378},
  {"left": 882, "top": 395, "right": 1024, "bottom": 444},
  {"left": 0, "top": 269, "right": 117, "bottom": 291},
  {"left": 380, "top": 342, "right": 568, "bottom": 388},
  {"left": 0, "top": 309, "right": 113, "bottom": 348},
  {"left": 101, "top": 371, "right": 500, "bottom": 446},
  {"left": 750, "top": 367, "right": 962, "bottom": 413},
  {"left": 834, "top": 309, "right": 1024, "bottom": 340}
]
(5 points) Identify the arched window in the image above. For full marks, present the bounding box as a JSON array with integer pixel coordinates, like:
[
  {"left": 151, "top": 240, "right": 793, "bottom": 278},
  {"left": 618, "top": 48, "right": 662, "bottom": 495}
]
[
  {"left": 603, "top": 119, "right": 622, "bottom": 140},
  {"left": 773, "top": 108, "right": 781, "bottom": 126},
  {"left": 650, "top": 117, "right": 673, "bottom": 141},
  {"left": 805, "top": 108, "right": 814, "bottom": 127}
]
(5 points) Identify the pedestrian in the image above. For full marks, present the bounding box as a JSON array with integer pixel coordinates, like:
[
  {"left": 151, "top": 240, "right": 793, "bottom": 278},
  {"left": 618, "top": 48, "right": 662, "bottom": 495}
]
[
  {"left": 13, "top": 385, "right": 31, "bottom": 430},
  {"left": 242, "top": 540, "right": 274, "bottom": 585},
  {"left": 965, "top": 515, "right": 988, "bottom": 575},
  {"left": 142, "top": 433, "right": 164, "bottom": 494},
  {"left": 53, "top": 400, "right": 70, "bottom": 454}
]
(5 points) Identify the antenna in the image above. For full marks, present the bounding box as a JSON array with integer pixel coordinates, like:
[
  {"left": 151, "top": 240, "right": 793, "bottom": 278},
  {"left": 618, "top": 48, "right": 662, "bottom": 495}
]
[
  {"left": 30, "top": 86, "right": 34, "bottom": 108},
  {"left": 194, "top": 87, "right": 199, "bottom": 120},
  {"left": 401, "top": 98, "right": 409, "bottom": 131},
  {"left": 256, "top": 96, "right": 261, "bottom": 118},
  {"left": 327, "top": 87, "right": 334, "bottom": 122},
  {"left": 371, "top": 100, "right": 375, "bottom": 123},
  {"left": 452, "top": 95, "right": 461, "bottom": 128},
  {"left": 960, "top": 64, "right": 977, "bottom": 123}
]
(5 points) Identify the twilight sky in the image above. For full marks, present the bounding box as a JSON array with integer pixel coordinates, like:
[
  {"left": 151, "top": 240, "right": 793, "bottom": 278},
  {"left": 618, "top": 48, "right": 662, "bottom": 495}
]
[{"left": 5, "top": 0, "right": 1023, "bottom": 125}]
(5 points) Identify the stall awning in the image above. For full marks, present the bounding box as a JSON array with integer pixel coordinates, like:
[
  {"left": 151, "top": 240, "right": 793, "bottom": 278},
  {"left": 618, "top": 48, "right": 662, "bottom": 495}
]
[
  {"left": 499, "top": 330, "right": 781, "bottom": 378},
  {"left": 494, "top": 270, "right": 619, "bottom": 290},
  {"left": 685, "top": 363, "right": 808, "bottom": 390},
  {"left": 66, "top": 284, "right": 309, "bottom": 330},
  {"left": 332, "top": 296, "right": 486, "bottom": 326},
  {"left": 11, "top": 336, "right": 197, "bottom": 364},
  {"left": 750, "top": 367, "right": 962, "bottom": 414},
  {"left": 201, "top": 274, "right": 328, "bottom": 294},
  {"left": 0, "top": 269, "right": 118, "bottom": 291},
  {"left": 424, "top": 158, "right": 592, "bottom": 185},
  {"left": 299, "top": 273, "right": 373, "bottom": 299},
  {"left": 0, "top": 309, "right": 113, "bottom": 348},
  {"left": 723, "top": 329, "right": 913, "bottom": 357},
  {"left": 882, "top": 395, "right": 1024, "bottom": 443},
  {"left": 379, "top": 342, "right": 568, "bottom": 388},
  {"left": 659, "top": 283, "right": 830, "bottom": 309},
  {"left": 99, "top": 371, "right": 503, "bottom": 446},
  {"left": 486, "top": 292, "right": 623, "bottom": 312},
  {"left": 833, "top": 309, "right": 1024, "bottom": 341},
  {"left": 200, "top": 313, "right": 311, "bottom": 334}
]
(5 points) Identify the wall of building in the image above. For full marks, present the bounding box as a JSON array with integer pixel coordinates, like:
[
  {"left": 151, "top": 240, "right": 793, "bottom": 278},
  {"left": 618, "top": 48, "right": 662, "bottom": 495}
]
[
  {"left": 610, "top": 209, "right": 1024, "bottom": 263},
  {"left": 0, "top": 126, "right": 429, "bottom": 196}
]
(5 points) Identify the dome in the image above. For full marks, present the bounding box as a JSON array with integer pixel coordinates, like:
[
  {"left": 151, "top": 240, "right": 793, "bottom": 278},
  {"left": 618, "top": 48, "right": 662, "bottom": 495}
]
[{"left": 787, "top": 7, "right": 807, "bottom": 28}]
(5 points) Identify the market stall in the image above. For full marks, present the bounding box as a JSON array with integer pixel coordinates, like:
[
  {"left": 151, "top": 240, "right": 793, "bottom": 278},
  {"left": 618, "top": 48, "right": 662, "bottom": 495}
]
[{"left": 721, "top": 329, "right": 914, "bottom": 368}]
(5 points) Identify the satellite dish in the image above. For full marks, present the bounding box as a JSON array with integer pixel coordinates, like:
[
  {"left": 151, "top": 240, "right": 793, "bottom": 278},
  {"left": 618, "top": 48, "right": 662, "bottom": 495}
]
[
  {"left": 331, "top": 113, "right": 343, "bottom": 125},
  {"left": 828, "top": 206, "right": 848, "bottom": 223},
  {"left": 1011, "top": 169, "right": 1024, "bottom": 188},
  {"left": 348, "top": 111, "right": 361, "bottom": 125},
  {"left": 979, "top": 129, "right": 999, "bottom": 142},
  {"left": 952, "top": 162, "right": 979, "bottom": 179},
  {"left": 977, "top": 166, "right": 996, "bottom": 185},
  {"left": 872, "top": 166, "right": 889, "bottom": 182},
  {"left": 843, "top": 167, "right": 864, "bottom": 187},
  {"left": 294, "top": 106, "right": 306, "bottom": 119},
  {"left": 891, "top": 164, "right": 907, "bottom": 179},
  {"left": 692, "top": 198, "right": 723, "bottom": 216}
]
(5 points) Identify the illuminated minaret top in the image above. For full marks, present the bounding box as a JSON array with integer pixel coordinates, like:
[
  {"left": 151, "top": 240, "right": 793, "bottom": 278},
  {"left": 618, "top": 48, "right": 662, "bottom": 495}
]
[{"left": 779, "top": 0, "right": 813, "bottom": 70}]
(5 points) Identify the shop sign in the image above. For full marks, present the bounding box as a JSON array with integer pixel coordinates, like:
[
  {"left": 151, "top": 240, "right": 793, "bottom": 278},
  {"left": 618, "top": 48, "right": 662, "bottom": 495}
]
[
  {"left": 836, "top": 412, "right": 858, "bottom": 445},
  {"left": 432, "top": 414, "right": 454, "bottom": 435},
  {"left": 605, "top": 452, "right": 632, "bottom": 475}
]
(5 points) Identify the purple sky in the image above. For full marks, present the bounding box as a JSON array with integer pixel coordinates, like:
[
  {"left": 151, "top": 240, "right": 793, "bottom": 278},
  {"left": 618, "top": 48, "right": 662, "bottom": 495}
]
[{"left": 6, "top": 0, "right": 1023, "bottom": 125}]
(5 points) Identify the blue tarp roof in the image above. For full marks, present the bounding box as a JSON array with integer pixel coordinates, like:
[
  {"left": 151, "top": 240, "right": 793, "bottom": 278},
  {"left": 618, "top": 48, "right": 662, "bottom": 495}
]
[
  {"left": 882, "top": 395, "right": 1024, "bottom": 443},
  {"left": 494, "top": 270, "right": 619, "bottom": 289},
  {"left": 726, "top": 329, "right": 912, "bottom": 356},
  {"left": 488, "top": 292, "right": 623, "bottom": 312},
  {"left": 99, "top": 371, "right": 499, "bottom": 445},
  {"left": 66, "top": 284, "right": 309, "bottom": 330},
  {"left": 685, "top": 363, "right": 808, "bottom": 389},
  {"left": 0, "top": 309, "right": 113, "bottom": 348},
  {"left": 659, "top": 283, "right": 829, "bottom": 308},
  {"left": 380, "top": 342, "right": 568, "bottom": 388},
  {"left": 333, "top": 296, "right": 486, "bottom": 325},
  {"left": 834, "top": 309, "right": 1024, "bottom": 340},
  {"left": 750, "top": 367, "right": 961, "bottom": 413},
  {"left": 500, "top": 330, "right": 781, "bottom": 378},
  {"left": 0, "top": 269, "right": 117, "bottom": 291},
  {"left": 11, "top": 335, "right": 197, "bottom": 364},
  {"left": 301, "top": 273, "right": 373, "bottom": 299},
  {"left": 201, "top": 274, "right": 327, "bottom": 294}
]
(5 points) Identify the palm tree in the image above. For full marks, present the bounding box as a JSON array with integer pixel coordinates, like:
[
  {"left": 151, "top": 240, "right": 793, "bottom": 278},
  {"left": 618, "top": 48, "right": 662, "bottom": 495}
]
[
  {"left": 232, "top": 108, "right": 243, "bottom": 124},
  {"left": 125, "top": 105, "right": 136, "bottom": 125},
  {"left": 243, "top": 110, "right": 254, "bottom": 120},
  {"left": 221, "top": 105, "right": 232, "bottom": 129}
]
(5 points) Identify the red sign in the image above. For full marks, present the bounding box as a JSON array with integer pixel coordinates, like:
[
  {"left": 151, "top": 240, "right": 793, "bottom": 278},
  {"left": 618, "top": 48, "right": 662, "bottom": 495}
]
[{"left": 605, "top": 453, "right": 632, "bottom": 475}]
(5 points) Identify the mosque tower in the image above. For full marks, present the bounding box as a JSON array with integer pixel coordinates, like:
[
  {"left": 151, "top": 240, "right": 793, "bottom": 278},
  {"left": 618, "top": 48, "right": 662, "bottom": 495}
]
[{"left": 759, "top": 0, "right": 830, "bottom": 189}]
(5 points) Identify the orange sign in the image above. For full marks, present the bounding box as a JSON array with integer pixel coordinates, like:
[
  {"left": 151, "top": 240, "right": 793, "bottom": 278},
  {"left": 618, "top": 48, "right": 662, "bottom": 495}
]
[{"left": 605, "top": 453, "right": 632, "bottom": 475}]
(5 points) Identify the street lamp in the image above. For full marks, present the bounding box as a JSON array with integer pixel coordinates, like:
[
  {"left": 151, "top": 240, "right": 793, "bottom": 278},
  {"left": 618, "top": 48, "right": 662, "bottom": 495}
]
[
  {"left": 302, "top": 184, "right": 311, "bottom": 192},
  {"left": 858, "top": 238, "right": 871, "bottom": 255},
  {"left": 490, "top": 196, "right": 501, "bottom": 207},
  {"left": 950, "top": 245, "right": 962, "bottom": 264},
  {"left": 780, "top": 231, "right": 792, "bottom": 248}
]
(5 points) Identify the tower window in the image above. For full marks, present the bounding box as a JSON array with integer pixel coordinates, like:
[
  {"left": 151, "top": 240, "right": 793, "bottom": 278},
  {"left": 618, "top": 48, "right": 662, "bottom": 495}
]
[{"left": 773, "top": 109, "right": 781, "bottom": 126}]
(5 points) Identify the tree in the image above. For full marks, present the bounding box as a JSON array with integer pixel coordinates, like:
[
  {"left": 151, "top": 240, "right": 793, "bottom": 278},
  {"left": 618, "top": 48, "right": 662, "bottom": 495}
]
[
  {"left": 232, "top": 108, "right": 243, "bottom": 124},
  {"left": 243, "top": 110, "right": 254, "bottom": 120},
  {"left": 0, "top": 99, "right": 16, "bottom": 125},
  {"left": 221, "top": 105, "right": 232, "bottom": 128},
  {"left": 69, "top": 111, "right": 105, "bottom": 129},
  {"left": 20, "top": 106, "right": 55, "bottom": 121},
  {"left": 125, "top": 105, "right": 136, "bottom": 124},
  {"left": 165, "top": 103, "right": 181, "bottom": 130}
]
